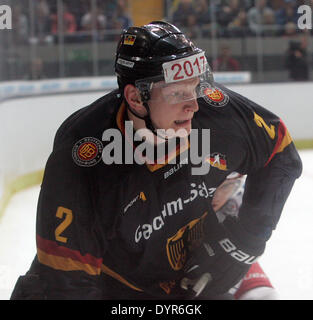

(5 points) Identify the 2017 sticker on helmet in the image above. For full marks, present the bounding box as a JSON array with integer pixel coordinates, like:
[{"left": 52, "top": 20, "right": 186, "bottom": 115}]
[{"left": 162, "top": 52, "right": 207, "bottom": 83}]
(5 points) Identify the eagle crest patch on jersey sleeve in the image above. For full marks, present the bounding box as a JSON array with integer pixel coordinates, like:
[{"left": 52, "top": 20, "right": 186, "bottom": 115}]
[{"left": 200, "top": 83, "right": 229, "bottom": 107}]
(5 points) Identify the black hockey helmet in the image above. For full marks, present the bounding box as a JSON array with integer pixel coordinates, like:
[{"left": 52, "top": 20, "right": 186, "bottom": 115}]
[
  {"left": 114, "top": 21, "right": 213, "bottom": 138},
  {"left": 115, "top": 20, "right": 213, "bottom": 94}
]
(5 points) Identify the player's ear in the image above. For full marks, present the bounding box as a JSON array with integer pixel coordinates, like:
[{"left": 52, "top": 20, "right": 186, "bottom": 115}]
[{"left": 124, "top": 84, "right": 147, "bottom": 117}]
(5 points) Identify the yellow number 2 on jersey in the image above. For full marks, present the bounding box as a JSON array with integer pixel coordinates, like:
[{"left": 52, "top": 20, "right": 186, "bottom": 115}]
[{"left": 55, "top": 206, "right": 73, "bottom": 243}]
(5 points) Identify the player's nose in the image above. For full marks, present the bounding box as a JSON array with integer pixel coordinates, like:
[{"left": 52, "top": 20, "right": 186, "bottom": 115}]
[{"left": 184, "top": 98, "right": 199, "bottom": 113}]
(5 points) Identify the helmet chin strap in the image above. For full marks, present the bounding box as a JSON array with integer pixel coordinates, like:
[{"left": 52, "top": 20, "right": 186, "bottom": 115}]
[{"left": 127, "top": 101, "right": 170, "bottom": 141}]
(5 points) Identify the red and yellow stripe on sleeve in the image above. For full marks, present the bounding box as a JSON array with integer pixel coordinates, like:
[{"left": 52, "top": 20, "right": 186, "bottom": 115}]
[
  {"left": 264, "top": 119, "right": 293, "bottom": 167},
  {"left": 36, "top": 235, "right": 143, "bottom": 292},
  {"left": 37, "top": 235, "right": 102, "bottom": 275}
]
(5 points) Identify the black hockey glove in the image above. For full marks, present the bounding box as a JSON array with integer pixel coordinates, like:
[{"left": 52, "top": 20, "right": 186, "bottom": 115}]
[{"left": 181, "top": 214, "right": 266, "bottom": 299}]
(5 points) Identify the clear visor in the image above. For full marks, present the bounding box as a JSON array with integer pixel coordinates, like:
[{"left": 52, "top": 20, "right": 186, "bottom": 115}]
[{"left": 135, "top": 54, "right": 214, "bottom": 105}]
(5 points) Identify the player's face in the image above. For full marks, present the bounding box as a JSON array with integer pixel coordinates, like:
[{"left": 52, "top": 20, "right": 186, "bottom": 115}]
[{"left": 148, "top": 77, "right": 199, "bottom": 136}]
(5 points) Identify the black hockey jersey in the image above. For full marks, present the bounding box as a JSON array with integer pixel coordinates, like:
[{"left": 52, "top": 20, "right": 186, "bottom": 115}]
[{"left": 11, "top": 84, "right": 302, "bottom": 300}]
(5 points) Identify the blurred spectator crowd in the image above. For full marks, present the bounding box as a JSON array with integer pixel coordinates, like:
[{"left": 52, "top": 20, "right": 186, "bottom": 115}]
[
  {"left": 170, "top": 0, "right": 313, "bottom": 38},
  {"left": 10, "top": 0, "right": 133, "bottom": 45},
  {"left": 9, "top": 0, "right": 313, "bottom": 46},
  {"left": 3, "top": 0, "right": 312, "bottom": 82}
]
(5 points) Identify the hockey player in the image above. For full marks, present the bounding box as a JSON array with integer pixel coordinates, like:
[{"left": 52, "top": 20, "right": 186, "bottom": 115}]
[{"left": 11, "top": 21, "right": 302, "bottom": 300}]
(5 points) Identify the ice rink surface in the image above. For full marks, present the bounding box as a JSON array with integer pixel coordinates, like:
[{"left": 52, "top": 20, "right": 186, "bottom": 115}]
[{"left": 0, "top": 150, "right": 312, "bottom": 300}]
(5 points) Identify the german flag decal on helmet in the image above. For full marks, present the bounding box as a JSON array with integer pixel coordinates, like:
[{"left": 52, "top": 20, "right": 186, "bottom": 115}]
[{"left": 123, "top": 34, "right": 136, "bottom": 45}]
